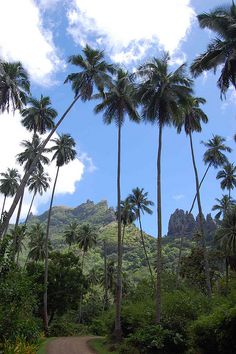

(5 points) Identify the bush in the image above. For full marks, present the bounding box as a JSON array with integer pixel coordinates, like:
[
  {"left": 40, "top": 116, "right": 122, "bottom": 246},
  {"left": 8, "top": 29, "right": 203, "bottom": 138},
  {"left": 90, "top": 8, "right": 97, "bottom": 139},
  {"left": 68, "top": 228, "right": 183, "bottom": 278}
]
[
  {"left": 3, "top": 337, "right": 40, "bottom": 354},
  {"left": 191, "top": 304, "right": 236, "bottom": 354},
  {"left": 49, "top": 315, "right": 89, "bottom": 336}
]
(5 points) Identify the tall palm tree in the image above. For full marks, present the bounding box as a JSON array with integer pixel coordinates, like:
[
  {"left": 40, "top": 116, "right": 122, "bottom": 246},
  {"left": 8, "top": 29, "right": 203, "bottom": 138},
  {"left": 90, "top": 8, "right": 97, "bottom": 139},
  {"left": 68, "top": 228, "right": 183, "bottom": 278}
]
[
  {"left": 27, "top": 223, "right": 51, "bottom": 263},
  {"left": 25, "top": 170, "right": 51, "bottom": 224},
  {"left": 129, "top": 187, "right": 154, "bottom": 282},
  {"left": 77, "top": 223, "right": 97, "bottom": 322},
  {"left": 43, "top": 133, "right": 76, "bottom": 335},
  {"left": 212, "top": 195, "right": 236, "bottom": 220},
  {"left": 191, "top": 2, "right": 236, "bottom": 96},
  {"left": 64, "top": 221, "right": 79, "bottom": 248},
  {"left": 215, "top": 206, "right": 236, "bottom": 255},
  {"left": 94, "top": 68, "right": 140, "bottom": 339},
  {"left": 0, "top": 60, "right": 30, "bottom": 113},
  {"left": 21, "top": 95, "right": 57, "bottom": 136},
  {"left": 177, "top": 96, "right": 211, "bottom": 297},
  {"left": 0, "top": 168, "right": 21, "bottom": 224},
  {"left": 0, "top": 45, "right": 114, "bottom": 238},
  {"left": 137, "top": 54, "right": 193, "bottom": 323},
  {"left": 216, "top": 162, "right": 236, "bottom": 198},
  {"left": 9, "top": 225, "right": 26, "bottom": 265},
  {"left": 189, "top": 135, "right": 232, "bottom": 213},
  {"left": 15, "top": 135, "right": 50, "bottom": 227}
]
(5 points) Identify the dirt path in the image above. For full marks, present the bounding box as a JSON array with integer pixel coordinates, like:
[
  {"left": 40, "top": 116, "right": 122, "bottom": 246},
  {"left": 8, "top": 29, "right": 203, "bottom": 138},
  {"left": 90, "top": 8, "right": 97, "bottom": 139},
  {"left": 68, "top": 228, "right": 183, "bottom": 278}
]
[{"left": 45, "top": 336, "right": 99, "bottom": 354}]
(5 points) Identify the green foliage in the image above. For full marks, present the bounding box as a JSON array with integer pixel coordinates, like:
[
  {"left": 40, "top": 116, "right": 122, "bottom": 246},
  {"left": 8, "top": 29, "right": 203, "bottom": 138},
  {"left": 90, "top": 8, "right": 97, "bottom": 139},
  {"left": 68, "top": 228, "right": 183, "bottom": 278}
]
[
  {"left": 3, "top": 337, "right": 40, "bottom": 354},
  {"left": 191, "top": 303, "right": 236, "bottom": 354},
  {"left": 0, "top": 271, "right": 40, "bottom": 342},
  {"left": 49, "top": 316, "right": 88, "bottom": 337}
]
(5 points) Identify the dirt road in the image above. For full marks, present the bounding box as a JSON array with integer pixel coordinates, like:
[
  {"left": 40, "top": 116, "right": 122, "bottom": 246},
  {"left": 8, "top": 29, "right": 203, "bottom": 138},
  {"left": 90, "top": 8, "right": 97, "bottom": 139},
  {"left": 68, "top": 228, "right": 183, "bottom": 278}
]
[{"left": 45, "top": 336, "right": 98, "bottom": 354}]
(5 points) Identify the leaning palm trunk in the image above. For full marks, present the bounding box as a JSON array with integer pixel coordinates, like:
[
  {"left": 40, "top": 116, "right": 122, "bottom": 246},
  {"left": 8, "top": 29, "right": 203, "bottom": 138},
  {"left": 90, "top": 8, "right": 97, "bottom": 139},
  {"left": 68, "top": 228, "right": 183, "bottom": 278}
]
[
  {"left": 189, "top": 132, "right": 212, "bottom": 297},
  {"left": 138, "top": 211, "right": 154, "bottom": 284},
  {"left": 0, "top": 95, "right": 80, "bottom": 238},
  {"left": 15, "top": 188, "right": 25, "bottom": 228},
  {"left": 113, "top": 123, "right": 123, "bottom": 341},
  {"left": 189, "top": 163, "right": 212, "bottom": 214},
  {"left": 43, "top": 166, "right": 60, "bottom": 335},
  {"left": 0, "top": 195, "right": 6, "bottom": 222},
  {"left": 24, "top": 191, "right": 36, "bottom": 225},
  {"left": 156, "top": 123, "right": 163, "bottom": 323}
]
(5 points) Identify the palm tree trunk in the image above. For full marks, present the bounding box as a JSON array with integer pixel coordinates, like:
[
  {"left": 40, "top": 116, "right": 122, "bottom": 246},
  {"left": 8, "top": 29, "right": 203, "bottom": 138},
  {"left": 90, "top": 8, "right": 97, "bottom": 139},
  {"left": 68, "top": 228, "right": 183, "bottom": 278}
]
[
  {"left": 104, "top": 240, "right": 109, "bottom": 311},
  {"left": 226, "top": 257, "right": 229, "bottom": 295},
  {"left": 189, "top": 163, "right": 212, "bottom": 214},
  {"left": 43, "top": 166, "right": 60, "bottom": 336},
  {"left": 113, "top": 123, "right": 122, "bottom": 341},
  {"left": 0, "top": 95, "right": 80, "bottom": 238},
  {"left": 1, "top": 195, "right": 6, "bottom": 222},
  {"left": 156, "top": 123, "right": 163, "bottom": 323},
  {"left": 176, "top": 163, "right": 212, "bottom": 285},
  {"left": 24, "top": 191, "right": 36, "bottom": 225},
  {"left": 138, "top": 211, "right": 154, "bottom": 284},
  {"left": 189, "top": 132, "right": 212, "bottom": 297},
  {"left": 15, "top": 188, "right": 25, "bottom": 228}
]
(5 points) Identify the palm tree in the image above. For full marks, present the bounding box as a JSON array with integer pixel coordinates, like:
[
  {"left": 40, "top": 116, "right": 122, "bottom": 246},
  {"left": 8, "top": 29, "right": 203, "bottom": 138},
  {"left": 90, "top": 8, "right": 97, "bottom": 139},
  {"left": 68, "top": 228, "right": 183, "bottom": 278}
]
[
  {"left": 0, "top": 60, "right": 30, "bottom": 113},
  {"left": 25, "top": 170, "right": 51, "bottom": 224},
  {"left": 212, "top": 195, "right": 236, "bottom": 220},
  {"left": 137, "top": 54, "right": 192, "bottom": 323},
  {"left": 129, "top": 187, "right": 154, "bottom": 282},
  {"left": 77, "top": 223, "right": 97, "bottom": 322},
  {"left": 119, "top": 198, "right": 136, "bottom": 246},
  {"left": 94, "top": 68, "right": 140, "bottom": 339},
  {"left": 27, "top": 223, "right": 51, "bottom": 263},
  {"left": 9, "top": 225, "right": 27, "bottom": 265},
  {"left": 177, "top": 95, "right": 211, "bottom": 297},
  {"left": 64, "top": 221, "right": 79, "bottom": 248},
  {"left": 216, "top": 162, "right": 236, "bottom": 198},
  {"left": 43, "top": 133, "right": 76, "bottom": 335},
  {"left": 21, "top": 95, "right": 57, "bottom": 136},
  {"left": 15, "top": 135, "right": 50, "bottom": 227},
  {"left": 215, "top": 206, "right": 236, "bottom": 291},
  {"left": 0, "top": 45, "right": 114, "bottom": 238},
  {"left": 0, "top": 168, "right": 21, "bottom": 224},
  {"left": 189, "top": 135, "right": 232, "bottom": 213},
  {"left": 191, "top": 2, "right": 236, "bottom": 96}
]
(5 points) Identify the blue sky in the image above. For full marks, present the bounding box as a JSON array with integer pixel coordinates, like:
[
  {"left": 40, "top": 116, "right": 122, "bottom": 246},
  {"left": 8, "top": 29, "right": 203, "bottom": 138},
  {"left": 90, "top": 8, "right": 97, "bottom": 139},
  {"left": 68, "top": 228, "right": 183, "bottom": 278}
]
[{"left": 0, "top": 0, "right": 235, "bottom": 236}]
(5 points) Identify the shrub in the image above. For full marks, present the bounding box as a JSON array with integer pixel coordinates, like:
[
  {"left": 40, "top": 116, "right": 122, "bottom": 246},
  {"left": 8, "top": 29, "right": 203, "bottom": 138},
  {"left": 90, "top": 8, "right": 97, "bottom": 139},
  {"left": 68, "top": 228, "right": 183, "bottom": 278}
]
[
  {"left": 3, "top": 337, "right": 40, "bottom": 354},
  {"left": 49, "top": 317, "right": 88, "bottom": 337},
  {"left": 191, "top": 304, "right": 236, "bottom": 354}
]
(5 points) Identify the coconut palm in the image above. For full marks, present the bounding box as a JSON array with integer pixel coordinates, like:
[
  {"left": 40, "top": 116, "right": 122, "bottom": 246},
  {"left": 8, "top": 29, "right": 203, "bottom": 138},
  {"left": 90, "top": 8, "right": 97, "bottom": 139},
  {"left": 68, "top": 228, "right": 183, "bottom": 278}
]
[
  {"left": 129, "top": 187, "right": 154, "bottom": 281},
  {"left": 215, "top": 206, "right": 236, "bottom": 290},
  {"left": 216, "top": 162, "right": 236, "bottom": 198},
  {"left": 212, "top": 195, "right": 236, "bottom": 220},
  {"left": 191, "top": 2, "right": 236, "bottom": 96},
  {"left": 0, "top": 168, "right": 21, "bottom": 224},
  {"left": 64, "top": 221, "right": 79, "bottom": 248},
  {"left": 94, "top": 68, "right": 140, "bottom": 339},
  {"left": 0, "top": 45, "right": 114, "bottom": 238},
  {"left": 77, "top": 223, "right": 97, "bottom": 322},
  {"left": 25, "top": 171, "right": 51, "bottom": 224},
  {"left": 9, "top": 225, "right": 27, "bottom": 265},
  {"left": 189, "top": 135, "right": 232, "bottom": 213},
  {"left": 136, "top": 54, "right": 192, "bottom": 322},
  {"left": 0, "top": 60, "right": 30, "bottom": 113},
  {"left": 43, "top": 133, "right": 76, "bottom": 335},
  {"left": 15, "top": 135, "right": 50, "bottom": 227},
  {"left": 21, "top": 95, "right": 57, "bottom": 135},
  {"left": 177, "top": 95, "right": 211, "bottom": 297},
  {"left": 27, "top": 223, "right": 51, "bottom": 263},
  {"left": 118, "top": 198, "right": 136, "bottom": 246}
]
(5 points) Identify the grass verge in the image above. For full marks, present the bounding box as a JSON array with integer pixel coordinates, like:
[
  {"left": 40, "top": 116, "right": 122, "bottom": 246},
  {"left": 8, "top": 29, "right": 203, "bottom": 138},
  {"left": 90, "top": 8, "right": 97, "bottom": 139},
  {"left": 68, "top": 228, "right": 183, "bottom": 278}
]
[
  {"left": 37, "top": 337, "right": 55, "bottom": 354},
  {"left": 89, "top": 338, "right": 119, "bottom": 354}
]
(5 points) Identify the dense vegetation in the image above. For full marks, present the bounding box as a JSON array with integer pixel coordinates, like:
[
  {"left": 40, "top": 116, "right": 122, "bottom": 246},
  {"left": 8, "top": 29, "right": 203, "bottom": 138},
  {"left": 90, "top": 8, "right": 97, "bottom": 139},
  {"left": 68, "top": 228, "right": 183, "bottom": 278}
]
[{"left": 0, "top": 2, "right": 236, "bottom": 353}]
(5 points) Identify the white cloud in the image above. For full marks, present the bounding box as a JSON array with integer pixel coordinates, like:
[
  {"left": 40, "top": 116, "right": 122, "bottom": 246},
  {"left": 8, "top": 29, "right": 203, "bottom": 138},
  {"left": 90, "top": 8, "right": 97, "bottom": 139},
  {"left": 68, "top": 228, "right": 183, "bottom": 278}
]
[
  {"left": 0, "top": 111, "right": 91, "bottom": 222},
  {"left": 172, "top": 194, "right": 185, "bottom": 201},
  {"left": 0, "top": 0, "right": 65, "bottom": 85},
  {"left": 67, "top": 0, "right": 195, "bottom": 64}
]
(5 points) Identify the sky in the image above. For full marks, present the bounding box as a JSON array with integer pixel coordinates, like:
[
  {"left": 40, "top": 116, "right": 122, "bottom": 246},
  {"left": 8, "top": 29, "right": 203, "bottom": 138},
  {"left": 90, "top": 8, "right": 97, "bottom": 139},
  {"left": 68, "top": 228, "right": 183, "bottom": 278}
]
[{"left": 0, "top": 0, "right": 235, "bottom": 236}]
